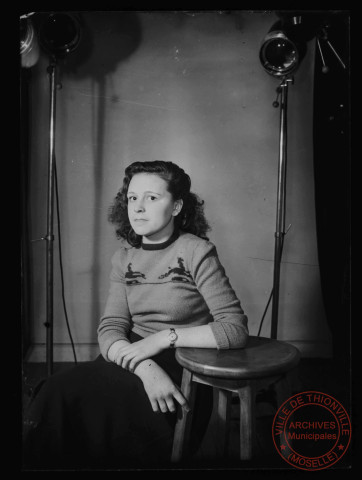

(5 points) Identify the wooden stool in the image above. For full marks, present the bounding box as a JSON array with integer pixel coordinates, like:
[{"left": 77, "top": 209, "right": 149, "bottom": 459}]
[{"left": 171, "top": 335, "right": 300, "bottom": 462}]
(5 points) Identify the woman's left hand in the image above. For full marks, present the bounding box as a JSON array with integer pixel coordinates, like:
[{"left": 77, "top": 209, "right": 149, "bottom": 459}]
[{"left": 114, "top": 332, "right": 166, "bottom": 372}]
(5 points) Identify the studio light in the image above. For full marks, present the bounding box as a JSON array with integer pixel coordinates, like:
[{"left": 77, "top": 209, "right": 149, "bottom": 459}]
[
  {"left": 258, "top": 14, "right": 310, "bottom": 339},
  {"left": 20, "top": 11, "right": 82, "bottom": 375},
  {"left": 20, "top": 12, "right": 81, "bottom": 68},
  {"left": 259, "top": 12, "right": 347, "bottom": 340},
  {"left": 259, "top": 20, "right": 307, "bottom": 77},
  {"left": 39, "top": 12, "right": 81, "bottom": 58},
  {"left": 258, "top": 12, "right": 335, "bottom": 339},
  {"left": 20, "top": 17, "right": 40, "bottom": 68}
]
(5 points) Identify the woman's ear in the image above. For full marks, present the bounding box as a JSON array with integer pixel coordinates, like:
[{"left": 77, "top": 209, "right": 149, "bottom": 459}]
[{"left": 172, "top": 199, "right": 183, "bottom": 216}]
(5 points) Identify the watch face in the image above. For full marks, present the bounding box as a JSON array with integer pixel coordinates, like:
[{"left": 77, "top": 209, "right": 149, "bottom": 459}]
[{"left": 169, "top": 332, "right": 177, "bottom": 342}]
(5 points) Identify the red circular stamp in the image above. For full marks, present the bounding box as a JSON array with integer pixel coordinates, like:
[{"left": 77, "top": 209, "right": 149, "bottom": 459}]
[{"left": 272, "top": 391, "right": 351, "bottom": 470}]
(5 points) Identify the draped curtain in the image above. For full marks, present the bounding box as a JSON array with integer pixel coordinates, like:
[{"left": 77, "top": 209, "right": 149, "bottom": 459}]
[{"left": 312, "top": 13, "right": 350, "bottom": 371}]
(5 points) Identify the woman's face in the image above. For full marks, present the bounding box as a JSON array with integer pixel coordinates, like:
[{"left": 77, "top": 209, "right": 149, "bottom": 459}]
[{"left": 127, "top": 173, "right": 181, "bottom": 244}]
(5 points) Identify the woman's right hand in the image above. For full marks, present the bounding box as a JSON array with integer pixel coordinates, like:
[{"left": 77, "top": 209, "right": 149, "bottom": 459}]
[{"left": 136, "top": 361, "right": 190, "bottom": 414}]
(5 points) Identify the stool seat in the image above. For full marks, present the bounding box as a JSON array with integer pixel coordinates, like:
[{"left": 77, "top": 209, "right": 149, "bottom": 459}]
[{"left": 175, "top": 336, "right": 300, "bottom": 380}]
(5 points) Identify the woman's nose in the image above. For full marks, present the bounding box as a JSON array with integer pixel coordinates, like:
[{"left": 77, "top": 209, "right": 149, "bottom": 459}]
[{"left": 134, "top": 200, "right": 145, "bottom": 212}]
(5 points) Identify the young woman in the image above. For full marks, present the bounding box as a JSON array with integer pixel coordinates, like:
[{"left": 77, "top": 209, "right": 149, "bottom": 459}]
[{"left": 23, "top": 160, "right": 249, "bottom": 470}]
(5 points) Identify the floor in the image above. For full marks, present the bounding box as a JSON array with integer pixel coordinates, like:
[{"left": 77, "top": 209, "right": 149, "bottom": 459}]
[{"left": 21, "top": 358, "right": 352, "bottom": 471}]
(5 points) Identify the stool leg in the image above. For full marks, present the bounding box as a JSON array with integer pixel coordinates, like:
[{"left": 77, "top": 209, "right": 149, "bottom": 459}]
[
  {"left": 171, "top": 368, "right": 196, "bottom": 462},
  {"left": 216, "top": 389, "right": 232, "bottom": 457},
  {"left": 237, "top": 384, "right": 253, "bottom": 460}
]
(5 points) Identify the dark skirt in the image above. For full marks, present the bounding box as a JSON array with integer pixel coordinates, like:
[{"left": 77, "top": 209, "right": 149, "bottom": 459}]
[{"left": 22, "top": 333, "right": 213, "bottom": 470}]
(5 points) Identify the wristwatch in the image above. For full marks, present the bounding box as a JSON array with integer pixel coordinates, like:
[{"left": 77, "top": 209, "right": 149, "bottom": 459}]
[{"left": 168, "top": 328, "right": 178, "bottom": 348}]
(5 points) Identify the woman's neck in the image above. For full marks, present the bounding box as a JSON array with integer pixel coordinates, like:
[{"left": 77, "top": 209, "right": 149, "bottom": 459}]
[{"left": 141, "top": 229, "right": 180, "bottom": 250}]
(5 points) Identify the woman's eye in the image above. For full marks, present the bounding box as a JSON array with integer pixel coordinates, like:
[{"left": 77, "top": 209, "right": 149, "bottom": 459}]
[
  {"left": 128, "top": 196, "right": 136, "bottom": 202},
  {"left": 148, "top": 196, "right": 157, "bottom": 201}
]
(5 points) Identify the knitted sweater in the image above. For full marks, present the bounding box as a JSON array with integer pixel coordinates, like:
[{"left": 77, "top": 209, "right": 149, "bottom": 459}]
[{"left": 97, "top": 230, "right": 249, "bottom": 360}]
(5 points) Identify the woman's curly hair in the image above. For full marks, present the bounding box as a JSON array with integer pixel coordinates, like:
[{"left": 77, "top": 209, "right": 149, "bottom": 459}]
[{"left": 108, "top": 160, "right": 211, "bottom": 247}]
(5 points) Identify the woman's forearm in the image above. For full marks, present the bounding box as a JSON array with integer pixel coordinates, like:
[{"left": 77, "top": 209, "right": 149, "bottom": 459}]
[
  {"left": 108, "top": 339, "right": 164, "bottom": 381},
  {"left": 156, "top": 324, "right": 218, "bottom": 349},
  {"left": 107, "top": 325, "right": 218, "bottom": 374},
  {"left": 133, "top": 358, "right": 163, "bottom": 381},
  {"left": 109, "top": 324, "right": 218, "bottom": 360}
]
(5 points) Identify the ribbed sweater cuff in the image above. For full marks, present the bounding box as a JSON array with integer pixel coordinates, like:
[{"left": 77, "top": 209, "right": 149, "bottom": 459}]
[
  {"left": 98, "top": 333, "right": 128, "bottom": 361},
  {"left": 209, "top": 322, "right": 230, "bottom": 350}
]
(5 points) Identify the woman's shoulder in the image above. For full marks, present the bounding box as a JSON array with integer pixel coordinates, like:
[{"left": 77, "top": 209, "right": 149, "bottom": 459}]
[
  {"left": 111, "top": 239, "right": 135, "bottom": 262},
  {"left": 178, "top": 231, "right": 216, "bottom": 252}
]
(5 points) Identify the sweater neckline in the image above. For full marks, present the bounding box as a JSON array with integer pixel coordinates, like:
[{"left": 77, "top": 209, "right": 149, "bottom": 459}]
[{"left": 141, "top": 229, "right": 180, "bottom": 251}]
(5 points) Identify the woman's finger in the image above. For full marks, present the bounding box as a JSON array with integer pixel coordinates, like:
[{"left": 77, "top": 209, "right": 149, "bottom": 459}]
[
  {"left": 114, "top": 352, "right": 124, "bottom": 366},
  {"left": 157, "top": 399, "right": 168, "bottom": 413},
  {"left": 165, "top": 397, "right": 176, "bottom": 413},
  {"left": 150, "top": 399, "right": 159, "bottom": 413},
  {"left": 121, "top": 352, "right": 135, "bottom": 370},
  {"left": 128, "top": 357, "right": 141, "bottom": 373},
  {"left": 173, "top": 389, "right": 190, "bottom": 411},
  {"left": 122, "top": 353, "right": 135, "bottom": 370}
]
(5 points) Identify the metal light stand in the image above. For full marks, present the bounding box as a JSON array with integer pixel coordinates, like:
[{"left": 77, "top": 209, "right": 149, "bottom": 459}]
[
  {"left": 45, "top": 56, "right": 58, "bottom": 376},
  {"left": 270, "top": 75, "right": 293, "bottom": 339}
]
